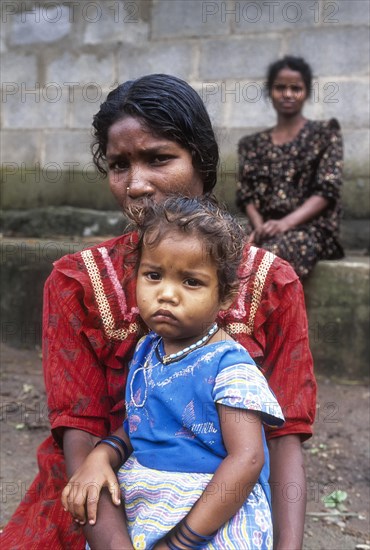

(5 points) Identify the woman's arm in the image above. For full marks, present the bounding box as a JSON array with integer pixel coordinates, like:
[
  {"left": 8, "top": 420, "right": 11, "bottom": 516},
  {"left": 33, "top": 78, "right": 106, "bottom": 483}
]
[
  {"left": 62, "top": 427, "right": 133, "bottom": 549},
  {"left": 257, "top": 195, "right": 329, "bottom": 241},
  {"left": 257, "top": 264, "right": 316, "bottom": 548},
  {"left": 245, "top": 202, "right": 264, "bottom": 243},
  {"left": 281, "top": 194, "right": 329, "bottom": 229},
  {"left": 268, "top": 435, "right": 306, "bottom": 550},
  {"left": 246, "top": 202, "right": 264, "bottom": 229},
  {"left": 162, "top": 406, "right": 264, "bottom": 548},
  {"left": 44, "top": 270, "right": 133, "bottom": 548},
  {"left": 237, "top": 135, "right": 260, "bottom": 216}
]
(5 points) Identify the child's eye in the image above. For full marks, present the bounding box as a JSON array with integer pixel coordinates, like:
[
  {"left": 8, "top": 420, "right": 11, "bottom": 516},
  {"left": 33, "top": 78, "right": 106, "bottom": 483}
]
[
  {"left": 145, "top": 272, "right": 161, "bottom": 281},
  {"left": 184, "top": 278, "right": 202, "bottom": 287}
]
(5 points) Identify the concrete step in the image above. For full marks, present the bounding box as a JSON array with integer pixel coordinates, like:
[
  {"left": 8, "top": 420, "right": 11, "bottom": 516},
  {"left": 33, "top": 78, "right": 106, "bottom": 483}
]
[
  {"left": 1, "top": 207, "right": 369, "bottom": 252},
  {"left": 0, "top": 207, "right": 129, "bottom": 238},
  {"left": 304, "top": 256, "right": 369, "bottom": 380},
  {"left": 1, "top": 238, "right": 368, "bottom": 379}
]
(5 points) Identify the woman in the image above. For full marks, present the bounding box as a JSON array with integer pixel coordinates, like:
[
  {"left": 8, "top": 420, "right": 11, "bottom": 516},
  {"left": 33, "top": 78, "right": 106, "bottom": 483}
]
[
  {"left": 237, "top": 56, "right": 344, "bottom": 279},
  {"left": 1, "top": 74, "right": 316, "bottom": 550}
]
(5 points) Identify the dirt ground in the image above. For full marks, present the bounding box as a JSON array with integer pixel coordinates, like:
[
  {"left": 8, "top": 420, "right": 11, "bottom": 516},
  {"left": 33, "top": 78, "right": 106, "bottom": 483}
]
[{"left": 0, "top": 343, "right": 369, "bottom": 549}]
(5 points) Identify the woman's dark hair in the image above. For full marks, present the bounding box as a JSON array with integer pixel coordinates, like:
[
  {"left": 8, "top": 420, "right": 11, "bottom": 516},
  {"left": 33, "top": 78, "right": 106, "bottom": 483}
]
[
  {"left": 266, "top": 56, "right": 313, "bottom": 97},
  {"left": 130, "top": 194, "right": 245, "bottom": 302},
  {"left": 92, "top": 74, "right": 219, "bottom": 193}
]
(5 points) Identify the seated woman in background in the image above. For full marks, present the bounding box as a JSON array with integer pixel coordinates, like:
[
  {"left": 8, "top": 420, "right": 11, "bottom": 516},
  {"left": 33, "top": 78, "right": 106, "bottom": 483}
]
[{"left": 236, "top": 55, "right": 344, "bottom": 279}]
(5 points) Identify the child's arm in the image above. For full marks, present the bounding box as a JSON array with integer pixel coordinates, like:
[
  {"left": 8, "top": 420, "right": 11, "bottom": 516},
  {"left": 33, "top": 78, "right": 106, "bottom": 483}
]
[
  {"left": 162, "top": 405, "right": 264, "bottom": 549},
  {"left": 61, "top": 426, "right": 132, "bottom": 526}
]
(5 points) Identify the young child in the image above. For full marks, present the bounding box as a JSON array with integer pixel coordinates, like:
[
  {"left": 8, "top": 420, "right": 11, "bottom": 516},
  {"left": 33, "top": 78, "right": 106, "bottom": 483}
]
[{"left": 62, "top": 195, "right": 284, "bottom": 550}]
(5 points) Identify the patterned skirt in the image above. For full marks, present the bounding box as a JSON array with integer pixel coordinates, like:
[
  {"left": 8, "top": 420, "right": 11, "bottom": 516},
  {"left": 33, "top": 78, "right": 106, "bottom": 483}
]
[{"left": 117, "top": 455, "right": 273, "bottom": 550}]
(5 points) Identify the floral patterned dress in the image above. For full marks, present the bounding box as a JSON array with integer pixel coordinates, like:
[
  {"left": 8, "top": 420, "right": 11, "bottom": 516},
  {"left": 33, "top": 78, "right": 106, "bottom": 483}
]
[
  {"left": 118, "top": 333, "right": 284, "bottom": 550},
  {"left": 237, "top": 119, "right": 344, "bottom": 278}
]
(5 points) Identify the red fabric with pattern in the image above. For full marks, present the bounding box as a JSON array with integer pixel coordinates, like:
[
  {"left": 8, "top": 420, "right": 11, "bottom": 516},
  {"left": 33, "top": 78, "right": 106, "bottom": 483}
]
[{"left": 1, "top": 234, "right": 316, "bottom": 549}]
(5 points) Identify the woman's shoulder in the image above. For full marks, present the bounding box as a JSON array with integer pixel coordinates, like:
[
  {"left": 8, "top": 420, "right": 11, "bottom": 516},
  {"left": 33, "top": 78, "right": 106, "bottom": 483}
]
[
  {"left": 309, "top": 118, "right": 341, "bottom": 136},
  {"left": 47, "top": 232, "right": 138, "bottom": 292},
  {"left": 219, "top": 245, "right": 301, "bottom": 337},
  {"left": 238, "top": 128, "right": 271, "bottom": 151},
  {"left": 45, "top": 231, "right": 139, "bottom": 332},
  {"left": 243, "top": 244, "right": 299, "bottom": 286},
  {"left": 53, "top": 233, "right": 136, "bottom": 272}
]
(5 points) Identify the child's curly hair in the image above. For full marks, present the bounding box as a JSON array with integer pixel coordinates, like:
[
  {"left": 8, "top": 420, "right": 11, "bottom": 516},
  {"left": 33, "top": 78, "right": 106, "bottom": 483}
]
[{"left": 128, "top": 194, "right": 246, "bottom": 303}]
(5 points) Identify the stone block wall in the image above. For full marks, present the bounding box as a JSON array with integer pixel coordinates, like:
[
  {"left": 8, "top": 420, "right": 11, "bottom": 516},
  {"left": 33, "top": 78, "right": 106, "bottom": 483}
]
[
  {"left": 1, "top": 0, "right": 369, "bottom": 225},
  {"left": 1, "top": 1, "right": 369, "bottom": 372}
]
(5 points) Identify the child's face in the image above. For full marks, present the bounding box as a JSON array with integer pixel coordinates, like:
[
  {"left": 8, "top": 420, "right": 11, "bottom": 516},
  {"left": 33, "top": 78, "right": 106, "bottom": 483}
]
[{"left": 136, "top": 231, "right": 231, "bottom": 352}]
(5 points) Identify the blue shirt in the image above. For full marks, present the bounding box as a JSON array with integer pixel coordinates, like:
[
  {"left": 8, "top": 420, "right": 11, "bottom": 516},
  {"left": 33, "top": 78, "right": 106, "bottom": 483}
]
[{"left": 124, "top": 333, "right": 284, "bottom": 497}]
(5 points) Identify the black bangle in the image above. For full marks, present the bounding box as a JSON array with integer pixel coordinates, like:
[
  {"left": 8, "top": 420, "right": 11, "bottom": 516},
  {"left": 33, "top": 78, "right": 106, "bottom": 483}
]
[
  {"left": 174, "top": 530, "right": 199, "bottom": 549},
  {"left": 182, "top": 518, "right": 216, "bottom": 542},
  {"left": 166, "top": 538, "right": 183, "bottom": 550},
  {"left": 105, "top": 435, "right": 130, "bottom": 462},
  {"left": 95, "top": 439, "right": 124, "bottom": 464},
  {"left": 176, "top": 527, "right": 201, "bottom": 547}
]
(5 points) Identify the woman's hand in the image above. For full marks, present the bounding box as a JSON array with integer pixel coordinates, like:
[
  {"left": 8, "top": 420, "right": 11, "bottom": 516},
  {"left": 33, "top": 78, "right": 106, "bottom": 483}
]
[
  {"left": 246, "top": 203, "right": 264, "bottom": 244},
  {"left": 61, "top": 447, "right": 121, "bottom": 526},
  {"left": 258, "top": 219, "right": 291, "bottom": 240},
  {"left": 248, "top": 219, "right": 289, "bottom": 244},
  {"left": 250, "top": 195, "right": 329, "bottom": 245},
  {"left": 246, "top": 196, "right": 329, "bottom": 245}
]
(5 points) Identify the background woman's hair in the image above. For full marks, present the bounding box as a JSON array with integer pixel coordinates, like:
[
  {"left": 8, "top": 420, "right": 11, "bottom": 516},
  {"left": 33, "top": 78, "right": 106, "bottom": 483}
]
[
  {"left": 130, "top": 194, "right": 246, "bottom": 302},
  {"left": 266, "top": 56, "right": 313, "bottom": 97},
  {"left": 92, "top": 74, "right": 219, "bottom": 194}
]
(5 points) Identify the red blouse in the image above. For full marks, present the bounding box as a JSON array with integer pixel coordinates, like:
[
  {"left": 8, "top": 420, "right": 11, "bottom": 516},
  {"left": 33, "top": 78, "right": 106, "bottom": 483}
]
[{"left": 1, "top": 233, "right": 316, "bottom": 549}]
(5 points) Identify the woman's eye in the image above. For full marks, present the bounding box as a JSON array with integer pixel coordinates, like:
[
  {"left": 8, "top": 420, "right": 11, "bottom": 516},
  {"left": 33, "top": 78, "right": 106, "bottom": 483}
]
[
  {"left": 109, "top": 161, "right": 128, "bottom": 172},
  {"left": 273, "top": 84, "right": 285, "bottom": 92},
  {"left": 151, "top": 155, "right": 173, "bottom": 165},
  {"left": 291, "top": 86, "right": 303, "bottom": 94},
  {"left": 107, "top": 156, "right": 130, "bottom": 171}
]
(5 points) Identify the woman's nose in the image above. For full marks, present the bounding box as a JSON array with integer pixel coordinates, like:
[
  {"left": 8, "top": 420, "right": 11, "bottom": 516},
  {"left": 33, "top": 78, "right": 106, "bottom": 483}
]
[
  {"left": 284, "top": 87, "right": 293, "bottom": 98},
  {"left": 126, "top": 167, "right": 155, "bottom": 199}
]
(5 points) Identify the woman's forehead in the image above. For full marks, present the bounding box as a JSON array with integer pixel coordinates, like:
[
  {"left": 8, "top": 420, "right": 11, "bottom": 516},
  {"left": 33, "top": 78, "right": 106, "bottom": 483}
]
[
  {"left": 108, "top": 116, "right": 169, "bottom": 145},
  {"left": 274, "top": 68, "right": 305, "bottom": 83}
]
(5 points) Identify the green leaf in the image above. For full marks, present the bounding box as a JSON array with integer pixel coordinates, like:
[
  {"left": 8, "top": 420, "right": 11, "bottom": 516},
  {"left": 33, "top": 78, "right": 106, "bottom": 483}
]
[{"left": 323, "top": 490, "right": 348, "bottom": 509}]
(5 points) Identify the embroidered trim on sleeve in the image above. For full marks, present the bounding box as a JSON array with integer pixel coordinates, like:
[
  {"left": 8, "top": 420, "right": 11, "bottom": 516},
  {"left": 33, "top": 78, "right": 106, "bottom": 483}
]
[
  {"left": 81, "top": 249, "right": 138, "bottom": 341},
  {"left": 226, "top": 250, "right": 275, "bottom": 335}
]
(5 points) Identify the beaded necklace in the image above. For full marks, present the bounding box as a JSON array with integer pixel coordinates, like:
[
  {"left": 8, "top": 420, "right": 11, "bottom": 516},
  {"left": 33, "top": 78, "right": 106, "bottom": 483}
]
[
  {"left": 130, "top": 323, "right": 218, "bottom": 408},
  {"left": 161, "top": 322, "right": 218, "bottom": 365}
]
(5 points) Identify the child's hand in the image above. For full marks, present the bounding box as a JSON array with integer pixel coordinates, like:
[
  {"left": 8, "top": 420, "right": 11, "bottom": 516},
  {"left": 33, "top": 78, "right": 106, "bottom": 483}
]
[{"left": 61, "top": 448, "right": 121, "bottom": 526}]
